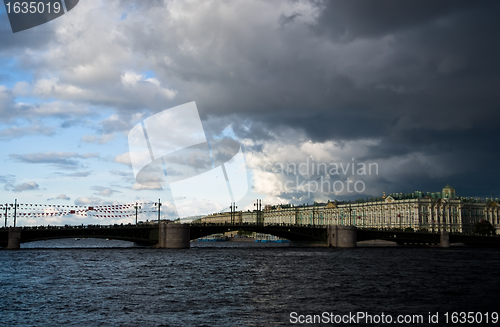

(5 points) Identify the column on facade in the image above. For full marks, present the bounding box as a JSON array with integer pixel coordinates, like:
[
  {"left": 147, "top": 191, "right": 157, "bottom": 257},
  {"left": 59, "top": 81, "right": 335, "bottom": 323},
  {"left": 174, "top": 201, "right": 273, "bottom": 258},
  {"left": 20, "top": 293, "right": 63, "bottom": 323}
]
[
  {"left": 457, "top": 205, "right": 462, "bottom": 233},
  {"left": 431, "top": 204, "right": 436, "bottom": 232},
  {"left": 413, "top": 202, "right": 419, "bottom": 230},
  {"left": 444, "top": 204, "right": 448, "bottom": 232}
]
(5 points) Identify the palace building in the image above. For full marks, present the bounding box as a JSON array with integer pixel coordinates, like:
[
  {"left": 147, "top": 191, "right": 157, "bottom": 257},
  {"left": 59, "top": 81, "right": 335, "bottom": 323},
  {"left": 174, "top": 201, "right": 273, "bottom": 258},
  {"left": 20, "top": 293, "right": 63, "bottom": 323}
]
[{"left": 199, "top": 185, "right": 500, "bottom": 234}]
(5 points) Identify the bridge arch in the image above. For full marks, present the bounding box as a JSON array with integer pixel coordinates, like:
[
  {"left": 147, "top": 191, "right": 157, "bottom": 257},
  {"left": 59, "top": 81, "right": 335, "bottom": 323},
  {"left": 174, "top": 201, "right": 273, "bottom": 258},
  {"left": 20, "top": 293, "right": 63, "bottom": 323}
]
[
  {"left": 3, "top": 226, "right": 158, "bottom": 247},
  {"left": 190, "top": 224, "right": 328, "bottom": 244}
]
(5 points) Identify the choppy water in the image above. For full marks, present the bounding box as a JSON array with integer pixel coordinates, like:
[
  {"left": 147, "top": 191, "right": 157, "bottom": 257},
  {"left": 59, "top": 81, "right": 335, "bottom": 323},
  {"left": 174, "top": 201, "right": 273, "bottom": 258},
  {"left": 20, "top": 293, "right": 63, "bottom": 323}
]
[{"left": 1, "top": 240, "right": 499, "bottom": 326}]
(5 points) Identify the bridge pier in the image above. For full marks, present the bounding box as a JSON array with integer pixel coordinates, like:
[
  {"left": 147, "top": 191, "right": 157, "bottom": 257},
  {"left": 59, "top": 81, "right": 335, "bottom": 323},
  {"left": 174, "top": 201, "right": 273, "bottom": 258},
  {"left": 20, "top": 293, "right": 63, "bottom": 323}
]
[
  {"left": 157, "top": 223, "right": 190, "bottom": 249},
  {"left": 7, "top": 227, "right": 21, "bottom": 250},
  {"left": 328, "top": 226, "right": 357, "bottom": 248},
  {"left": 440, "top": 231, "right": 450, "bottom": 248}
]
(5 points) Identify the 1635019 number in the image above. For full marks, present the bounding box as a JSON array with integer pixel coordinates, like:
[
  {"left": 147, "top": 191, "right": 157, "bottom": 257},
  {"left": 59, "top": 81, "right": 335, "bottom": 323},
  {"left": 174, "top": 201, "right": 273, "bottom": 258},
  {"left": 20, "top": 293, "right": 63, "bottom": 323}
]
[
  {"left": 443, "top": 312, "right": 498, "bottom": 324},
  {"left": 5, "top": 2, "right": 61, "bottom": 14}
]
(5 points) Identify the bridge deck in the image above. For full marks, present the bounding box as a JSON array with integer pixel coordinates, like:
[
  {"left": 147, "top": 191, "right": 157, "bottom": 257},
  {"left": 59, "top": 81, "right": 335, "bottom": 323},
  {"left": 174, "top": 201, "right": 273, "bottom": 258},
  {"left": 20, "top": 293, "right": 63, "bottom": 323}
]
[{"left": 1, "top": 224, "right": 499, "bottom": 248}]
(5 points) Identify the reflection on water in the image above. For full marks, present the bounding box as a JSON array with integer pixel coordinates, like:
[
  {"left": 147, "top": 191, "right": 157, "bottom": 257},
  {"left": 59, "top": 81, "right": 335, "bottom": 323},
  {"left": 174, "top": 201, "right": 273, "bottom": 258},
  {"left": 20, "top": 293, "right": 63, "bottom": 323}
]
[{"left": 21, "top": 238, "right": 136, "bottom": 248}]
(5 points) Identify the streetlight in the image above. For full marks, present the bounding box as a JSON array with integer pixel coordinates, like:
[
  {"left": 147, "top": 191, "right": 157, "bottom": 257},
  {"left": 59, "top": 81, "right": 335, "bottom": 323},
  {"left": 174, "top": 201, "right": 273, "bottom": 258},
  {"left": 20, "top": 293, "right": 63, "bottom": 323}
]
[
  {"left": 254, "top": 199, "right": 262, "bottom": 225},
  {"left": 230, "top": 202, "right": 237, "bottom": 224},
  {"left": 134, "top": 202, "right": 141, "bottom": 225},
  {"left": 4, "top": 204, "right": 11, "bottom": 227},
  {"left": 348, "top": 204, "right": 352, "bottom": 226},
  {"left": 13, "top": 199, "right": 19, "bottom": 228},
  {"left": 312, "top": 203, "right": 315, "bottom": 226},
  {"left": 154, "top": 199, "right": 162, "bottom": 224}
]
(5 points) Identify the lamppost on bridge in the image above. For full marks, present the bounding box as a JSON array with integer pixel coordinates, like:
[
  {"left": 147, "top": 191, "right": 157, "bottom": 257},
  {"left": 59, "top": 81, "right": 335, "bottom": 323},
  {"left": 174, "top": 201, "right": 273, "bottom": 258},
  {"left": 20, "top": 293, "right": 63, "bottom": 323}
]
[
  {"left": 229, "top": 202, "right": 237, "bottom": 224},
  {"left": 154, "top": 199, "right": 162, "bottom": 225},
  {"left": 4, "top": 204, "right": 11, "bottom": 227},
  {"left": 254, "top": 199, "right": 262, "bottom": 225},
  {"left": 348, "top": 203, "right": 352, "bottom": 226},
  {"left": 134, "top": 202, "right": 141, "bottom": 225},
  {"left": 312, "top": 202, "right": 315, "bottom": 226},
  {"left": 13, "top": 199, "right": 19, "bottom": 228},
  {"left": 408, "top": 204, "right": 412, "bottom": 230}
]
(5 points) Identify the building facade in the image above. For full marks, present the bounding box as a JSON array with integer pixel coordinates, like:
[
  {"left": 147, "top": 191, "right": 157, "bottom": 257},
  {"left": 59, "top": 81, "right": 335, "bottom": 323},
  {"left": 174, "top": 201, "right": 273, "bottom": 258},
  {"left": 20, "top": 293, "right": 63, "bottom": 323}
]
[{"left": 199, "top": 185, "right": 499, "bottom": 234}]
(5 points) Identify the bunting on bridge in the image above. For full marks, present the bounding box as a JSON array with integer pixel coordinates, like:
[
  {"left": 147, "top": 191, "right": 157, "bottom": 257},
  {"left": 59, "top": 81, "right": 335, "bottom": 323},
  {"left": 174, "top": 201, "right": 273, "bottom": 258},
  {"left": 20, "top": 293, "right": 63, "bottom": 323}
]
[{"left": 0, "top": 201, "right": 160, "bottom": 222}]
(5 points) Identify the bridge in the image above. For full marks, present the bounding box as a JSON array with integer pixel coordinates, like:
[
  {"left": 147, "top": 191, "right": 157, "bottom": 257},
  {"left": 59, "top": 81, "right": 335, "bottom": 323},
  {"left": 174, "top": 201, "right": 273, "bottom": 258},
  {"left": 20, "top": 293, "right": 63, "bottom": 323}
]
[{"left": 1, "top": 223, "right": 500, "bottom": 249}]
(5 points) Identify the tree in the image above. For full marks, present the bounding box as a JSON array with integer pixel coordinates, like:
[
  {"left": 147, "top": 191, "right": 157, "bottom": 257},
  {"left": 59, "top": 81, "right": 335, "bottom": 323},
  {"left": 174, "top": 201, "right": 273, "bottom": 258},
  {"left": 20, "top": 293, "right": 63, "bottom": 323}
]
[{"left": 473, "top": 220, "right": 496, "bottom": 235}]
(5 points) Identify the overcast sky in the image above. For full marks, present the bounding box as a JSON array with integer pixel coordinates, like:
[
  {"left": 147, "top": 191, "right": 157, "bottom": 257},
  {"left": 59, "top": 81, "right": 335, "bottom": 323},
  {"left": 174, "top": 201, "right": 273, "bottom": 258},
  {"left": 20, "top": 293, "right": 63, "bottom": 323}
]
[{"left": 0, "top": 0, "right": 499, "bottom": 225}]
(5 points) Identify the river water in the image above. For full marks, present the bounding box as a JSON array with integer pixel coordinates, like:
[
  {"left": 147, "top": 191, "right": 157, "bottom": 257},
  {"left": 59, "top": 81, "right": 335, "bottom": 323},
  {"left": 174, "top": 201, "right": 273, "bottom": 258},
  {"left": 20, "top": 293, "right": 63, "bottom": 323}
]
[{"left": 1, "top": 240, "right": 499, "bottom": 326}]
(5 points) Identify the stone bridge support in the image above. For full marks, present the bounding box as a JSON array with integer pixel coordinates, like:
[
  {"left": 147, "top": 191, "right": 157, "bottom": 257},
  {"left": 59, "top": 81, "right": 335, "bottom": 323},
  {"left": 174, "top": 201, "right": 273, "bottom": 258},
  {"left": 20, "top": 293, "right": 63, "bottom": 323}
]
[
  {"left": 328, "top": 226, "right": 357, "bottom": 248},
  {"left": 157, "top": 223, "right": 190, "bottom": 249},
  {"left": 7, "top": 227, "right": 21, "bottom": 250},
  {"left": 440, "top": 231, "right": 450, "bottom": 248}
]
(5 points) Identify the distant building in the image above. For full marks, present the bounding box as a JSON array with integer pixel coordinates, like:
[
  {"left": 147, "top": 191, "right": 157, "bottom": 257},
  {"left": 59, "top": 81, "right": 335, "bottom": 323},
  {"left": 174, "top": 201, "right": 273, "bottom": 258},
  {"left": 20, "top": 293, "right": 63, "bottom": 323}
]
[
  {"left": 199, "top": 211, "right": 243, "bottom": 224},
  {"left": 198, "top": 185, "right": 500, "bottom": 234}
]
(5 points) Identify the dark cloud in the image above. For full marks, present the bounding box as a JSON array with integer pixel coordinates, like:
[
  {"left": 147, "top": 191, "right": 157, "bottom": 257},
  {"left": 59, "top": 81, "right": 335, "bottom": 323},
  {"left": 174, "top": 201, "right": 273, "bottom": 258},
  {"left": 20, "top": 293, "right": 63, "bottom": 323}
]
[
  {"left": 235, "top": 1, "right": 499, "bottom": 198},
  {"left": 313, "top": 0, "right": 480, "bottom": 41},
  {"left": 2, "top": 0, "right": 499, "bottom": 202},
  {"left": 0, "top": 21, "right": 56, "bottom": 53},
  {"left": 278, "top": 12, "right": 302, "bottom": 26}
]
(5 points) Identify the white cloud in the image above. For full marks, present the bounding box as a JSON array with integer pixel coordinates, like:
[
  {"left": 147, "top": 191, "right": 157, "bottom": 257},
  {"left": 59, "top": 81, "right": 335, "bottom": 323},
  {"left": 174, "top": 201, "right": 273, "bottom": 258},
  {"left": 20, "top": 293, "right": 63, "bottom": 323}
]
[
  {"left": 172, "top": 197, "right": 225, "bottom": 218},
  {"left": 33, "top": 78, "right": 88, "bottom": 100},
  {"left": 243, "top": 136, "right": 385, "bottom": 201},
  {"left": 99, "top": 114, "right": 132, "bottom": 134},
  {"left": 114, "top": 152, "right": 132, "bottom": 166},
  {"left": 0, "top": 125, "right": 56, "bottom": 140},
  {"left": 98, "top": 189, "right": 113, "bottom": 196},
  {"left": 121, "top": 72, "right": 143, "bottom": 87},
  {"left": 0, "top": 86, "right": 15, "bottom": 116},
  {"left": 92, "top": 186, "right": 121, "bottom": 197},
  {"left": 29, "top": 101, "right": 92, "bottom": 118},
  {"left": 12, "top": 81, "right": 31, "bottom": 96},
  {"left": 74, "top": 196, "right": 106, "bottom": 206},
  {"left": 81, "top": 134, "right": 115, "bottom": 144},
  {"left": 10, "top": 152, "right": 99, "bottom": 169},
  {"left": 120, "top": 71, "right": 177, "bottom": 100},
  {"left": 47, "top": 194, "right": 71, "bottom": 201},
  {"left": 131, "top": 182, "right": 162, "bottom": 191},
  {"left": 64, "top": 171, "right": 92, "bottom": 177},
  {"left": 12, "top": 181, "right": 39, "bottom": 192}
]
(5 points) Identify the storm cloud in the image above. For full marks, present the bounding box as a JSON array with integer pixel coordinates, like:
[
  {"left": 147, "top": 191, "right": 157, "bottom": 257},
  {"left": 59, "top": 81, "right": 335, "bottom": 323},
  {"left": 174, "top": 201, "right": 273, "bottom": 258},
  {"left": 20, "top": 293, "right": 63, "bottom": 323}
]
[{"left": 1, "top": 0, "right": 499, "bottom": 207}]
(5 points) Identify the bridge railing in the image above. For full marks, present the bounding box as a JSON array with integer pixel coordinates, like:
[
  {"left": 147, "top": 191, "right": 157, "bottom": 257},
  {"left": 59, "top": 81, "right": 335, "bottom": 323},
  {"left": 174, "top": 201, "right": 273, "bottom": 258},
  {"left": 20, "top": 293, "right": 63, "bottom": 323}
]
[
  {"left": 356, "top": 226, "right": 500, "bottom": 237},
  {"left": 190, "top": 222, "right": 330, "bottom": 229},
  {"left": 2, "top": 223, "right": 498, "bottom": 237},
  {"left": 0, "top": 223, "right": 158, "bottom": 231}
]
